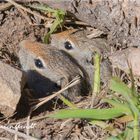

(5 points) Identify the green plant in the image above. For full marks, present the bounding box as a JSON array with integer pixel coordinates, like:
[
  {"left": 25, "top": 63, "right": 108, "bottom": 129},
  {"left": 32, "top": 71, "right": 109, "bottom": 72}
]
[
  {"left": 29, "top": 4, "right": 65, "bottom": 43},
  {"left": 49, "top": 77, "right": 140, "bottom": 139},
  {"left": 93, "top": 53, "right": 101, "bottom": 94}
]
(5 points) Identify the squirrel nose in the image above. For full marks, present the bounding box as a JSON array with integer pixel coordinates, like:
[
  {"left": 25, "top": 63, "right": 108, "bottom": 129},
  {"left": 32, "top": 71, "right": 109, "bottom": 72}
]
[
  {"left": 86, "top": 57, "right": 94, "bottom": 65},
  {"left": 86, "top": 54, "right": 94, "bottom": 65}
]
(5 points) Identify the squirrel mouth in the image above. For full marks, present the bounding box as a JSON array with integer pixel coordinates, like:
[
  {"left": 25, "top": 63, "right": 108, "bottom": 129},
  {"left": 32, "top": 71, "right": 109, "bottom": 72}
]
[
  {"left": 55, "top": 81, "right": 61, "bottom": 89},
  {"left": 86, "top": 57, "right": 94, "bottom": 65}
]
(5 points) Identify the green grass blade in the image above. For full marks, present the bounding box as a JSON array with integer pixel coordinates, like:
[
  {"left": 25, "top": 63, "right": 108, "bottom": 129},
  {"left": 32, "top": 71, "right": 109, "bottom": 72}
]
[
  {"left": 108, "top": 136, "right": 124, "bottom": 140},
  {"left": 28, "top": 4, "right": 65, "bottom": 15},
  {"left": 90, "top": 120, "right": 109, "bottom": 129},
  {"left": 107, "top": 137, "right": 121, "bottom": 140},
  {"left": 104, "top": 99, "right": 131, "bottom": 114},
  {"left": 133, "top": 114, "right": 139, "bottom": 140},
  {"left": 29, "top": 4, "right": 56, "bottom": 13},
  {"left": 59, "top": 95, "right": 77, "bottom": 109},
  {"left": 109, "top": 77, "right": 139, "bottom": 114},
  {"left": 28, "top": 4, "right": 65, "bottom": 44},
  {"left": 93, "top": 53, "right": 101, "bottom": 94},
  {"left": 124, "top": 122, "right": 134, "bottom": 140},
  {"left": 44, "top": 15, "right": 65, "bottom": 43},
  {"left": 110, "top": 77, "right": 139, "bottom": 140},
  {"left": 49, "top": 108, "right": 125, "bottom": 120}
]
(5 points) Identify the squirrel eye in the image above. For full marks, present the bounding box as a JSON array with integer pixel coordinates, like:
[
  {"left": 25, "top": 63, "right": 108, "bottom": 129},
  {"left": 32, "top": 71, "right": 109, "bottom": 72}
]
[
  {"left": 34, "top": 59, "right": 44, "bottom": 69},
  {"left": 64, "top": 41, "right": 73, "bottom": 50}
]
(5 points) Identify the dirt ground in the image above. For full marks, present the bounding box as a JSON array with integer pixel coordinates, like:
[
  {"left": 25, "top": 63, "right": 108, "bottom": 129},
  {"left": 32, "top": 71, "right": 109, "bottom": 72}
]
[{"left": 0, "top": 3, "right": 115, "bottom": 140}]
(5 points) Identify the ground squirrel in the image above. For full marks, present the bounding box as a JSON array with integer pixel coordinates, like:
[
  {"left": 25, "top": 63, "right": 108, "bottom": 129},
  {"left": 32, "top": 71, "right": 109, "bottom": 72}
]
[
  {"left": 18, "top": 40, "right": 91, "bottom": 100},
  {"left": 51, "top": 29, "right": 111, "bottom": 85}
]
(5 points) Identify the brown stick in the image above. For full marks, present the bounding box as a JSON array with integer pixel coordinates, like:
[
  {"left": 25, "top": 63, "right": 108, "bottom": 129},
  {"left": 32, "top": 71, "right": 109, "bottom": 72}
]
[{"left": 5, "top": 0, "right": 48, "bottom": 20}]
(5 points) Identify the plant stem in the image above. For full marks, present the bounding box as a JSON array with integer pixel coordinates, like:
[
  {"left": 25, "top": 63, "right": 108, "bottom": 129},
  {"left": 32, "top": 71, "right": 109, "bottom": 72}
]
[
  {"left": 133, "top": 114, "right": 139, "bottom": 140},
  {"left": 93, "top": 53, "right": 101, "bottom": 93}
]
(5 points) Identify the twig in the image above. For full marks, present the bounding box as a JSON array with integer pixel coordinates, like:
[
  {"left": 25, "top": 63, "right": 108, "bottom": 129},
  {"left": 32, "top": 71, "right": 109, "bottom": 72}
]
[
  {"left": 0, "top": 2, "right": 13, "bottom": 11},
  {"left": 10, "top": 76, "right": 80, "bottom": 125},
  {"left": 17, "top": 6, "right": 33, "bottom": 25},
  {"left": 65, "top": 20, "right": 89, "bottom": 26},
  {"left": 10, "top": 115, "right": 47, "bottom": 125},
  {"left": 32, "top": 75, "right": 80, "bottom": 111},
  {"left": 5, "top": 0, "right": 48, "bottom": 20},
  {"left": 14, "top": 126, "right": 18, "bottom": 140},
  {"left": 87, "top": 28, "right": 104, "bottom": 39},
  {"left": 0, "top": 137, "right": 10, "bottom": 140},
  {"left": 0, "top": 125, "right": 39, "bottom": 140},
  {"left": 26, "top": 113, "right": 31, "bottom": 137}
]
